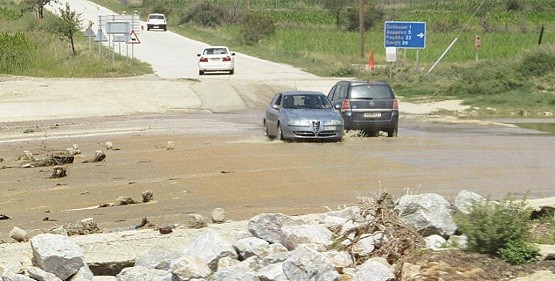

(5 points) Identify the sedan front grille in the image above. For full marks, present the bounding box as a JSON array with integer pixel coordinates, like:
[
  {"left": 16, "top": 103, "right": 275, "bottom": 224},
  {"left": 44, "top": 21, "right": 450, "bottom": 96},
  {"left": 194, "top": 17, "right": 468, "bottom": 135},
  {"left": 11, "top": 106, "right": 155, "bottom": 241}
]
[{"left": 312, "top": 121, "right": 321, "bottom": 133}]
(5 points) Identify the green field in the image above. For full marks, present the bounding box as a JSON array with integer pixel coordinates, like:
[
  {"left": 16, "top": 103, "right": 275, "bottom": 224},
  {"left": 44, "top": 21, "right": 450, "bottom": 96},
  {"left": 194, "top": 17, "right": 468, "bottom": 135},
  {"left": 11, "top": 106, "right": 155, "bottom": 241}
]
[{"left": 1, "top": 0, "right": 554, "bottom": 117}]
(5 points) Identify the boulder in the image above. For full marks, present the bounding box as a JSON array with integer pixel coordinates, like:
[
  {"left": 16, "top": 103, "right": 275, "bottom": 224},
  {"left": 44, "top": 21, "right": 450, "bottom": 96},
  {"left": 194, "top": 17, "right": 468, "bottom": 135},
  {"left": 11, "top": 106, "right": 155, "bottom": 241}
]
[
  {"left": 182, "top": 229, "right": 238, "bottom": 271},
  {"left": 395, "top": 193, "right": 457, "bottom": 237},
  {"left": 282, "top": 244, "right": 340, "bottom": 281},
  {"left": 30, "top": 234, "right": 85, "bottom": 280}
]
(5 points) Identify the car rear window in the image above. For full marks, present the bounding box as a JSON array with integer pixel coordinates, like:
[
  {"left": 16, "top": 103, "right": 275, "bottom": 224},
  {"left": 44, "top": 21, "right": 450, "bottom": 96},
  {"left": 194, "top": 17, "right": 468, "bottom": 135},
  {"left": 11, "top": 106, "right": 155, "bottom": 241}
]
[
  {"left": 203, "top": 48, "right": 228, "bottom": 55},
  {"left": 350, "top": 85, "right": 393, "bottom": 99},
  {"left": 149, "top": 15, "right": 165, "bottom": 20}
]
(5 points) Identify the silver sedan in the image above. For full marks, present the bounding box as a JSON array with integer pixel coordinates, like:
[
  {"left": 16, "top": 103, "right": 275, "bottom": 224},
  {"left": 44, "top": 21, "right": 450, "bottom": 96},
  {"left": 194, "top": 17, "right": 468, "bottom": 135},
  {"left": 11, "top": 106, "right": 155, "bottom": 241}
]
[{"left": 263, "top": 91, "right": 344, "bottom": 142}]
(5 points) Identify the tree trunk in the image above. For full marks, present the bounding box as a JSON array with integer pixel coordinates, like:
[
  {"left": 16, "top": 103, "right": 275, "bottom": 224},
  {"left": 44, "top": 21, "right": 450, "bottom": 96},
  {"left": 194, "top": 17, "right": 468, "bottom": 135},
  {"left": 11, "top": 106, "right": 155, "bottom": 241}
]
[{"left": 69, "top": 31, "right": 76, "bottom": 55}]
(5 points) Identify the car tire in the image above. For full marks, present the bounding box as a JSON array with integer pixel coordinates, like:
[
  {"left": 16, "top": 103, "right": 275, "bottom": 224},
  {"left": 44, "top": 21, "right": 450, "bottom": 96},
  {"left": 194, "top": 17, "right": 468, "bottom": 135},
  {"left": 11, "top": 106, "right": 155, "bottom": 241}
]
[
  {"left": 387, "top": 128, "right": 398, "bottom": 137},
  {"left": 362, "top": 130, "right": 379, "bottom": 137},
  {"left": 277, "top": 124, "right": 285, "bottom": 141},
  {"left": 229, "top": 69, "right": 234, "bottom": 75},
  {"left": 263, "top": 121, "right": 274, "bottom": 139},
  {"left": 163, "top": 27, "right": 167, "bottom": 31},
  {"left": 199, "top": 70, "right": 204, "bottom": 75}
]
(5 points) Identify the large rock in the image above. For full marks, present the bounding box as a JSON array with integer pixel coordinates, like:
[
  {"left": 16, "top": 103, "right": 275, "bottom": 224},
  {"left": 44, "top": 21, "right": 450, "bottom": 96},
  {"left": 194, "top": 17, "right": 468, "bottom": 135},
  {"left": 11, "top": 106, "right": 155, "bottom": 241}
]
[
  {"left": 213, "top": 264, "right": 259, "bottom": 281},
  {"left": 351, "top": 259, "right": 394, "bottom": 281},
  {"left": 282, "top": 244, "right": 340, "bottom": 281},
  {"left": 395, "top": 193, "right": 457, "bottom": 237},
  {"left": 281, "top": 224, "right": 333, "bottom": 251},
  {"left": 26, "top": 267, "right": 62, "bottom": 281},
  {"left": 134, "top": 246, "right": 181, "bottom": 270},
  {"left": 247, "top": 213, "right": 300, "bottom": 244},
  {"left": 182, "top": 229, "right": 238, "bottom": 271},
  {"left": 115, "top": 266, "right": 166, "bottom": 281},
  {"left": 233, "top": 237, "right": 270, "bottom": 260},
  {"left": 30, "top": 234, "right": 85, "bottom": 280},
  {"left": 1, "top": 271, "right": 35, "bottom": 281},
  {"left": 453, "top": 190, "right": 485, "bottom": 214},
  {"left": 170, "top": 255, "right": 211, "bottom": 280}
]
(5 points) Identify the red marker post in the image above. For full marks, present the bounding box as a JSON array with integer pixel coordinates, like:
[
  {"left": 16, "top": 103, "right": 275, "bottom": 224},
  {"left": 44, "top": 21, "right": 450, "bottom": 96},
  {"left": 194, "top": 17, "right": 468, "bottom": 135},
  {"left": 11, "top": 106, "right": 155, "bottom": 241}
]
[{"left": 475, "top": 35, "right": 481, "bottom": 61}]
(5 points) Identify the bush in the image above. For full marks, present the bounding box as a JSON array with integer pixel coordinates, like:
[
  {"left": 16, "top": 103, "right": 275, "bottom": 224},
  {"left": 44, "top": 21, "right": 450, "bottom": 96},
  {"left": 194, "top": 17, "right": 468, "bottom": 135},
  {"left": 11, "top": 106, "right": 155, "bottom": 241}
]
[
  {"left": 518, "top": 46, "right": 555, "bottom": 77},
  {"left": 179, "top": 0, "right": 226, "bottom": 27},
  {"left": 0, "top": 32, "right": 35, "bottom": 73},
  {"left": 497, "top": 240, "right": 539, "bottom": 265},
  {"left": 237, "top": 12, "right": 276, "bottom": 45},
  {"left": 453, "top": 194, "right": 539, "bottom": 265},
  {"left": 447, "top": 60, "right": 525, "bottom": 96}
]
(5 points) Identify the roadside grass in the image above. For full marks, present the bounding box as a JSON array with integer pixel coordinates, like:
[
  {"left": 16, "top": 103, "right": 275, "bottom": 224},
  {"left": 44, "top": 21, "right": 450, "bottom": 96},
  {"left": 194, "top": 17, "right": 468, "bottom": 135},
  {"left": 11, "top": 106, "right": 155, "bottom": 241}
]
[{"left": 0, "top": 2, "right": 152, "bottom": 77}]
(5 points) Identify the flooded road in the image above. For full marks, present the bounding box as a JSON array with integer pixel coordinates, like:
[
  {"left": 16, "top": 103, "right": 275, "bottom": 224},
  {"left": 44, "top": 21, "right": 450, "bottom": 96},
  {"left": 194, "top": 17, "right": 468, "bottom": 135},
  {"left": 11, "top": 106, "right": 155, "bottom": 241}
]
[{"left": 0, "top": 112, "right": 553, "bottom": 242}]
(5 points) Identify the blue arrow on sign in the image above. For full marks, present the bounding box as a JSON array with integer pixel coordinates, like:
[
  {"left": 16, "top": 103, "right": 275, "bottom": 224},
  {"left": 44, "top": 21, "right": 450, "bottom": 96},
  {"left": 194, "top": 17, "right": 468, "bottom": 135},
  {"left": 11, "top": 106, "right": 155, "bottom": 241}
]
[{"left": 384, "top": 21, "right": 426, "bottom": 49}]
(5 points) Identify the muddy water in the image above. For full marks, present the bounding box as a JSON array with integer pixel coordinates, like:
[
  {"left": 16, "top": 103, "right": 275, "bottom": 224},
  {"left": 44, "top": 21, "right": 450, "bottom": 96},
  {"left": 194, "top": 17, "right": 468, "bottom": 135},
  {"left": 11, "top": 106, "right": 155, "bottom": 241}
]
[{"left": 0, "top": 112, "right": 554, "bottom": 242}]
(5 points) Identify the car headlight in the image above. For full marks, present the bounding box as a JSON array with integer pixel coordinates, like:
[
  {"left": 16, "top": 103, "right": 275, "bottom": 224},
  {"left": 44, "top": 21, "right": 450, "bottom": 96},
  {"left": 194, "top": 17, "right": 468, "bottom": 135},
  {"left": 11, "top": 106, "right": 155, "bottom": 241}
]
[
  {"left": 329, "top": 119, "right": 343, "bottom": 125},
  {"left": 287, "top": 120, "right": 310, "bottom": 127}
]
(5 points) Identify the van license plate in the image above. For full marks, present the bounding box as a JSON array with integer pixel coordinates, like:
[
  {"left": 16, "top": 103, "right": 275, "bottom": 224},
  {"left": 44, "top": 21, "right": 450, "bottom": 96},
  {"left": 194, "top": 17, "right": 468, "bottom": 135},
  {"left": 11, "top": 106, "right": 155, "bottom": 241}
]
[{"left": 363, "top": 113, "right": 381, "bottom": 118}]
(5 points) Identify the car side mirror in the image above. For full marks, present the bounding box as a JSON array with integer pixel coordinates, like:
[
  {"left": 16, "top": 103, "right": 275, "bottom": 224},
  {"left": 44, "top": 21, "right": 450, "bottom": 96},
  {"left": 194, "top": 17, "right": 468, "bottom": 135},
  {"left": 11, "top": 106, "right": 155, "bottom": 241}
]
[
  {"left": 334, "top": 104, "right": 341, "bottom": 110},
  {"left": 197, "top": 54, "right": 201, "bottom": 57},
  {"left": 271, "top": 104, "right": 279, "bottom": 110},
  {"left": 231, "top": 53, "right": 236, "bottom": 56}
]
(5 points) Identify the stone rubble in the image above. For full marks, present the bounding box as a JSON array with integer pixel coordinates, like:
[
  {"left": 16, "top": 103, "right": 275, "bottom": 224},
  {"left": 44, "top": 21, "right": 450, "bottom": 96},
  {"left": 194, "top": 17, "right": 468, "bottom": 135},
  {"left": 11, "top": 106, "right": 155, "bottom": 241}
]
[{"left": 0, "top": 190, "right": 554, "bottom": 281}]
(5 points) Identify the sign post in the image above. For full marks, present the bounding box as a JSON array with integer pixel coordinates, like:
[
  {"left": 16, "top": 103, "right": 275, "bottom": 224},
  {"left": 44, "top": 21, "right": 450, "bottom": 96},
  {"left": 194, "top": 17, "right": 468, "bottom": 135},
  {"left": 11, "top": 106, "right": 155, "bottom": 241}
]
[
  {"left": 384, "top": 21, "right": 426, "bottom": 71},
  {"left": 475, "top": 35, "right": 481, "bottom": 61}
]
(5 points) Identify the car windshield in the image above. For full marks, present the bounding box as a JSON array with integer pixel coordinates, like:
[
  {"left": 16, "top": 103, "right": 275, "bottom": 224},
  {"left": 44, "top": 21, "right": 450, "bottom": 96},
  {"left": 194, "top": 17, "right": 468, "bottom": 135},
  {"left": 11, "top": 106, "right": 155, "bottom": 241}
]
[
  {"left": 282, "top": 94, "right": 332, "bottom": 109},
  {"left": 203, "top": 48, "right": 228, "bottom": 55},
  {"left": 350, "top": 85, "right": 392, "bottom": 99}
]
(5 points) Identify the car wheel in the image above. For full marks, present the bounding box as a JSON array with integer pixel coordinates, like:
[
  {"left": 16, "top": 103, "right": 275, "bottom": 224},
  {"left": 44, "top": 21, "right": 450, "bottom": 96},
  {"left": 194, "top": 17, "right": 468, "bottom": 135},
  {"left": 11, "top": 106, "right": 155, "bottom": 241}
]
[
  {"left": 199, "top": 70, "right": 204, "bottom": 75},
  {"left": 277, "top": 123, "right": 285, "bottom": 141},
  {"left": 362, "top": 130, "right": 379, "bottom": 137},
  {"left": 163, "top": 27, "right": 167, "bottom": 31},
  {"left": 263, "top": 120, "right": 274, "bottom": 139},
  {"left": 387, "top": 128, "right": 398, "bottom": 137},
  {"left": 229, "top": 69, "right": 234, "bottom": 75}
]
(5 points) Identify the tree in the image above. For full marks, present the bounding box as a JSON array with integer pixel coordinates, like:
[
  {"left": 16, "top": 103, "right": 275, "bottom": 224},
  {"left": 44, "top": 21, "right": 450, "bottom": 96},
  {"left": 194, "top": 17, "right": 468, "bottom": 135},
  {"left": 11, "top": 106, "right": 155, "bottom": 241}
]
[
  {"left": 50, "top": 3, "right": 82, "bottom": 55},
  {"left": 322, "top": 0, "right": 352, "bottom": 30},
  {"left": 23, "top": 0, "right": 52, "bottom": 19}
]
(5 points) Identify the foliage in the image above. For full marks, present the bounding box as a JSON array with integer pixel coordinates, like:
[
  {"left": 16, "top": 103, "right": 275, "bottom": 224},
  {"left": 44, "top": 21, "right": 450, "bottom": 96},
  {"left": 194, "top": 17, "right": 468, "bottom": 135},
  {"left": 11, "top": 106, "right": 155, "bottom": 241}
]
[
  {"left": 178, "top": 0, "right": 226, "bottom": 27},
  {"left": 446, "top": 60, "right": 526, "bottom": 96},
  {"left": 0, "top": 6, "right": 21, "bottom": 20},
  {"left": 237, "top": 12, "right": 276, "bottom": 45},
  {"left": 47, "top": 3, "right": 82, "bottom": 55},
  {"left": 322, "top": 0, "right": 352, "bottom": 29},
  {"left": 496, "top": 240, "right": 539, "bottom": 265},
  {"left": 22, "top": 0, "right": 51, "bottom": 19},
  {"left": 345, "top": 5, "right": 384, "bottom": 32},
  {"left": 453, "top": 194, "right": 539, "bottom": 265},
  {"left": 518, "top": 45, "right": 555, "bottom": 77},
  {"left": 0, "top": 32, "right": 35, "bottom": 73}
]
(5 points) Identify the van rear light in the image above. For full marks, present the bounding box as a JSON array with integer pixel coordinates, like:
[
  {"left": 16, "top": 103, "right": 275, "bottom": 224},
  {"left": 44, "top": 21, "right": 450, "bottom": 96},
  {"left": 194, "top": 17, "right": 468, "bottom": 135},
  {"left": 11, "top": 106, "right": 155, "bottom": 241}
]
[
  {"left": 199, "top": 57, "right": 208, "bottom": 62},
  {"left": 341, "top": 99, "right": 351, "bottom": 112},
  {"left": 393, "top": 98, "right": 398, "bottom": 110},
  {"left": 222, "top": 56, "right": 232, "bottom": 62}
]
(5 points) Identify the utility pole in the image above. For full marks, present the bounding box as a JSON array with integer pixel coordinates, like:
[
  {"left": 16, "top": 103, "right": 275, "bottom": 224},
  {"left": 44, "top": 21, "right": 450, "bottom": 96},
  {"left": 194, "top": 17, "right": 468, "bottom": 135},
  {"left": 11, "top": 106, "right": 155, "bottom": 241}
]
[{"left": 359, "top": 0, "right": 365, "bottom": 58}]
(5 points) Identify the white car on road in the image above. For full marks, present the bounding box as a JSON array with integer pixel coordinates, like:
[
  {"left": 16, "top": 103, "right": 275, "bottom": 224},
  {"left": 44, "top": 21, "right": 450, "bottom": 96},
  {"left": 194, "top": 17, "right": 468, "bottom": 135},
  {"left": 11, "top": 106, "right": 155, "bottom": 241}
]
[
  {"left": 197, "top": 46, "right": 235, "bottom": 75},
  {"left": 146, "top": 13, "right": 167, "bottom": 31}
]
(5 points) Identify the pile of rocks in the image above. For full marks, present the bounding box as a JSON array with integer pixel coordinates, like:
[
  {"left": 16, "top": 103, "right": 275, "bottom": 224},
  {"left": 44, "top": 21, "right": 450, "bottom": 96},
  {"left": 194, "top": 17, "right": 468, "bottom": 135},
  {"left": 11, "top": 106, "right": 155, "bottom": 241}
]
[{"left": 1, "top": 190, "right": 554, "bottom": 281}]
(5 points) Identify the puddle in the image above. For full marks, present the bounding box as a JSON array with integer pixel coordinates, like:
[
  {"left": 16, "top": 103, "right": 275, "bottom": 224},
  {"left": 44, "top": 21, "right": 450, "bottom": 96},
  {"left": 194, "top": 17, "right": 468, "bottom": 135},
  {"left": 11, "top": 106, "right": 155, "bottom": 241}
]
[{"left": 516, "top": 123, "right": 555, "bottom": 135}]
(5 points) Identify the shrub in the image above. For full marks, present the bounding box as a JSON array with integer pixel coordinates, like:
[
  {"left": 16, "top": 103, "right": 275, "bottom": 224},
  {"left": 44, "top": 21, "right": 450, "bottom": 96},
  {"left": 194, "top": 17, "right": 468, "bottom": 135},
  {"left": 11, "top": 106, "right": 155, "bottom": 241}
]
[
  {"left": 518, "top": 46, "right": 555, "bottom": 77},
  {"left": 179, "top": 0, "right": 226, "bottom": 27},
  {"left": 237, "top": 12, "right": 276, "bottom": 45},
  {"left": 453, "top": 194, "right": 539, "bottom": 265},
  {"left": 0, "top": 32, "right": 35, "bottom": 73},
  {"left": 497, "top": 240, "right": 539, "bottom": 265},
  {"left": 447, "top": 60, "right": 525, "bottom": 96}
]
